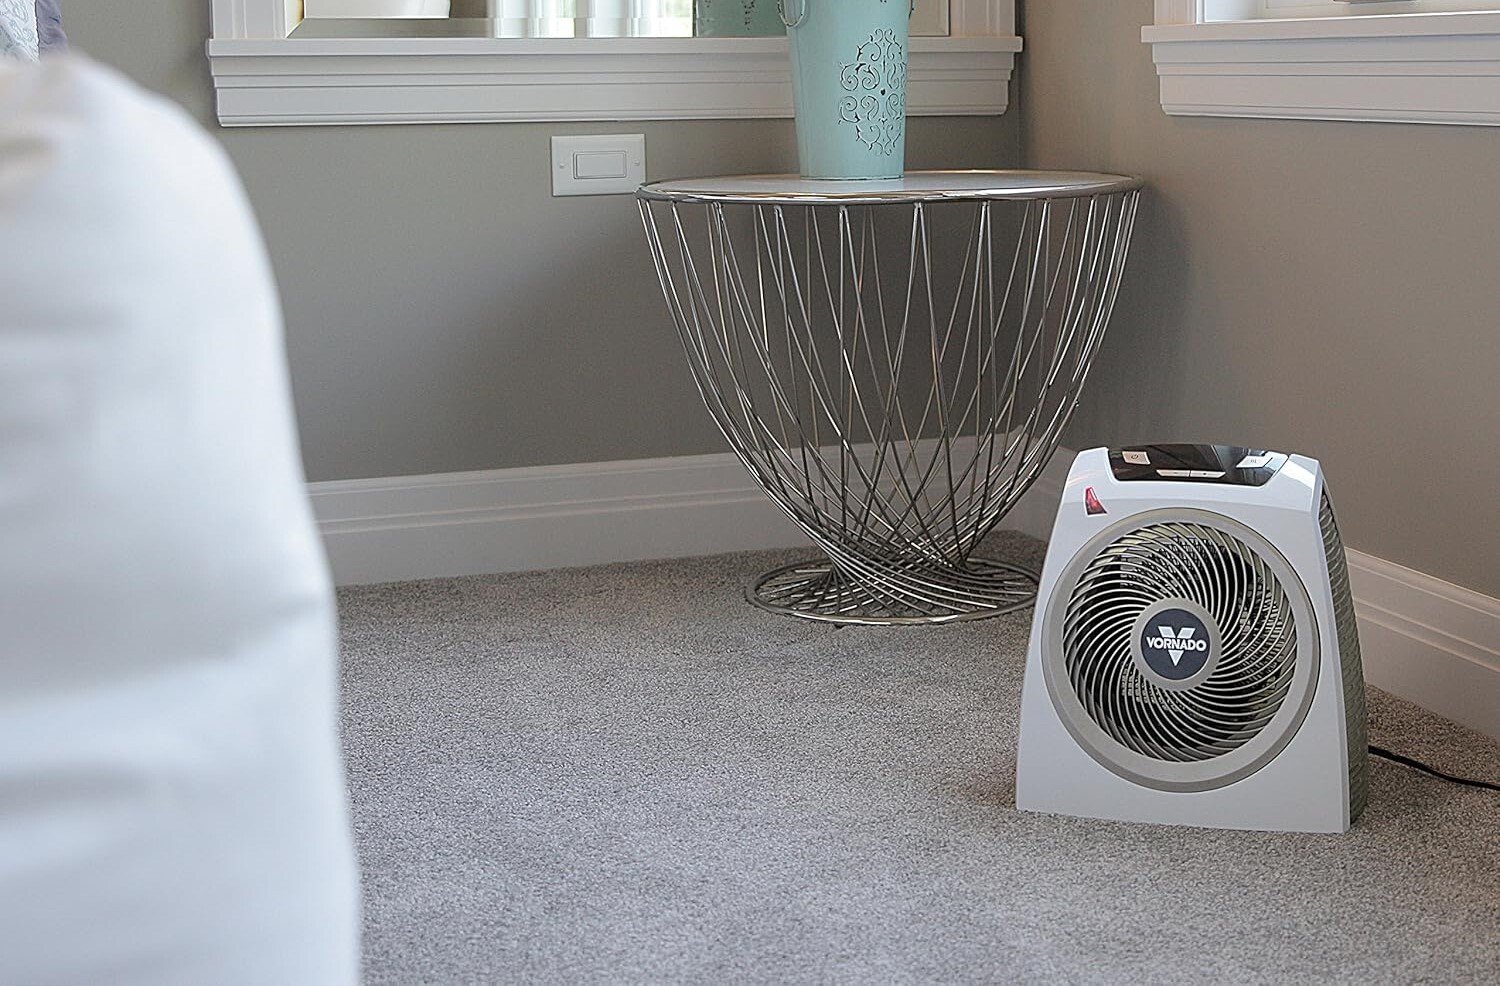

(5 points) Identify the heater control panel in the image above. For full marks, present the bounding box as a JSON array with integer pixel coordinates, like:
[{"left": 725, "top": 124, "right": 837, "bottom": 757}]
[{"left": 1108, "top": 444, "right": 1287, "bottom": 487}]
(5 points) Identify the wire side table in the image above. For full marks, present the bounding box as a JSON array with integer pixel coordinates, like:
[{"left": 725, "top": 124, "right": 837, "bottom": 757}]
[{"left": 638, "top": 171, "right": 1142, "bottom": 625}]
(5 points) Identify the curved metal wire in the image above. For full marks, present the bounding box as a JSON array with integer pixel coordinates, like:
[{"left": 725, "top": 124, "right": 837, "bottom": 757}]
[{"left": 638, "top": 178, "right": 1140, "bottom": 623}]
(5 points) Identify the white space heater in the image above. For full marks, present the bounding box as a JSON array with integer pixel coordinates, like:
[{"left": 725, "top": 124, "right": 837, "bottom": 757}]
[{"left": 1016, "top": 444, "right": 1367, "bottom": 833}]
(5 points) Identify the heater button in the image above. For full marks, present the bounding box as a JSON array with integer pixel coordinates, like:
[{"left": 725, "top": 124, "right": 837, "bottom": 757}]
[{"left": 1108, "top": 444, "right": 1285, "bottom": 487}]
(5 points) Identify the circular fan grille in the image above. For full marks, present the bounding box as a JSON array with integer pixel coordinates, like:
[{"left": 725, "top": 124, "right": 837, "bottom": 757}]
[{"left": 1061, "top": 521, "right": 1301, "bottom": 763}]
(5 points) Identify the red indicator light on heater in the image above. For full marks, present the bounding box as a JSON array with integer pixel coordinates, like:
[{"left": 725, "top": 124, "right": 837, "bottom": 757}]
[{"left": 1085, "top": 487, "right": 1107, "bottom": 516}]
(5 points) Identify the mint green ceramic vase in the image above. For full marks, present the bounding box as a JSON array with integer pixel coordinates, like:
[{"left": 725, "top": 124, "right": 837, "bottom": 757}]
[{"left": 782, "top": 0, "right": 911, "bottom": 179}]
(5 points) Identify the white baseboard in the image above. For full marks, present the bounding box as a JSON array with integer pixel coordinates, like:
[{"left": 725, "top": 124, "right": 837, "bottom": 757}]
[
  {"left": 309, "top": 451, "right": 805, "bottom": 587},
  {"left": 1347, "top": 551, "right": 1500, "bottom": 740},
  {"left": 310, "top": 443, "right": 1070, "bottom": 588},
  {"left": 310, "top": 447, "right": 1497, "bottom": 738}
]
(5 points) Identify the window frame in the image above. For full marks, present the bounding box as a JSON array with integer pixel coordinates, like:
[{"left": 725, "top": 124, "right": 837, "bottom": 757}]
[
  {"left": 207, "top": 0, "right": 1022, "bottom": 127},
  {"left": 1144, "top": 0, "right": 1500, "bottom": 125},
  {"left": 1229, "top": 0, "right": 1500, "bottom": 17}
]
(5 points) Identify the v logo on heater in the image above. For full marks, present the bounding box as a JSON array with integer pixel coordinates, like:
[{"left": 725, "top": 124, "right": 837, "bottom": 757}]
[{"left": 1150, "top": 625, "right": 1196, "bottom": 666}]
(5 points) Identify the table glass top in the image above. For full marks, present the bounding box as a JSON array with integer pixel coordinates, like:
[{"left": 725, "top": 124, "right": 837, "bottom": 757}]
[{"left": 637, "top": 170, "right": 1142, "bottom": 205}]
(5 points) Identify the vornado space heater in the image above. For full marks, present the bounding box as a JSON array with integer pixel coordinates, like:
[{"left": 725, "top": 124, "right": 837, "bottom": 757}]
[{"left": 1016, "top": 445, "right": 1368, "bottom": 833}]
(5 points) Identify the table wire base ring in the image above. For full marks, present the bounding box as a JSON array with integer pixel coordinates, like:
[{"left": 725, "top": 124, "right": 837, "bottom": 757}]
[{"left": 749, "top": 555, "right": 1040, "bottom": 626}]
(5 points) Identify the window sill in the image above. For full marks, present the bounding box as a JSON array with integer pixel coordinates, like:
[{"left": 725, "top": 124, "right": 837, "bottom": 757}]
[
  {"left": 207, "top": 35, "right": 1022, "bottom": 127},
  {"left": 1142, "top": 11, "right": 1500, "bottom": 125}
]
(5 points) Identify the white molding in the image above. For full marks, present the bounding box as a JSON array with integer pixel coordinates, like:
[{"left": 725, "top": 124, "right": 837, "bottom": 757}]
[
  {"left": 207, "top": 35, "right": 1020, "bottom": 126},
  {"left": 952, "top": 0, "right": 1015, "bottom": 37},
  {"left": 311, "top": 451, "right": 805, "bottom": 585},
  {"left": 1143, "top": 10, "right": 1500, "bottom": 125},
  {"left": 282, "top": 0, "right": 303, "bottom": 39},
  {"left": 1348, "top": 550, "right": 1500, "bottom": 739},
  {"left": 310, "top": 443, "right": 1066, "bottom": 586},
  {"left": 213, "top": 0, "right": 295, "bottom": 40},
  {"left": 209, "top": 1, "right": 1020, "bottom": 126},
  {"left": 1155, "top": 1, "right": 1201, "bottom": 27},
  {"left": 310, "top": 447, "right": 1498, "bottom": 737}
]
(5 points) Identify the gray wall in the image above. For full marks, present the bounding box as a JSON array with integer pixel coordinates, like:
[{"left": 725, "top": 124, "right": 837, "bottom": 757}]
[
  {"left": 62, "top": 3, "right": 1497, "bottom": 594},
  {"left": 65, "top": 3, "right": 1020, "bottom": 482},
  {"left": 1019, "top": 1, "right": 1500, "bottom": 596}
]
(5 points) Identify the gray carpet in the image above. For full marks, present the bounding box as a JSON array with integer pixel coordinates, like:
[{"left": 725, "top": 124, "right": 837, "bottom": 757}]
[{"left": 337, "top": 533, "right": 1500, "bottom": 985}]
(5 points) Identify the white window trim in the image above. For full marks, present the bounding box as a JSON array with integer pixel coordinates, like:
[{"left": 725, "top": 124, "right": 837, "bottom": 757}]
[
  {"left": 1144, "top": 0, "right": 1500, "bottom": 125},
  {"left": 208, "top": 1, "right": 1021, "bottom": 127}
]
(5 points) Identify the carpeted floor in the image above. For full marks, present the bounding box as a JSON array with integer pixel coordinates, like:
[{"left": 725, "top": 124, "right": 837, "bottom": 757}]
[{"left": 337, "top": 533, "right": 1500, "bottom": 985}]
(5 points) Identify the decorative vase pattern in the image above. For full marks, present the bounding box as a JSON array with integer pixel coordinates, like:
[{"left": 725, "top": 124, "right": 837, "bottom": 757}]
[
  {"left": 785, "top": 0, "right": 910, "bottom": 179},
  {"left": 838, "top": 26, "right": 907, "bottom": 156},
  {"left": 696, "top": 0, "right": 784, "bottom": 37}
]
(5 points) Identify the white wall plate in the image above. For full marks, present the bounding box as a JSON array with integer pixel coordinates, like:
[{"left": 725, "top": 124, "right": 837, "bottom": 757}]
[{"left": 550, "top": 134, "right": 646, "bottom": 197}]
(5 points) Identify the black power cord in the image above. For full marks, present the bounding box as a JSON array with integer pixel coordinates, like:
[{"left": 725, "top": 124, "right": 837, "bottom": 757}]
[{"left": 1369, "top": 745, "right": 1500, "bottom": 793}]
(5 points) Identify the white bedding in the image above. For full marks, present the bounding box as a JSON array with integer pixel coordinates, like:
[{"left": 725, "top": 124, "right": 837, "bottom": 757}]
[{"left": 0, "top": 56, "right": 358, "bottom": 985}]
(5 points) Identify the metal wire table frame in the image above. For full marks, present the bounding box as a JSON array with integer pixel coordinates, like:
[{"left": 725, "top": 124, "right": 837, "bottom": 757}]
[{"left": 638, "top": 171, "right": 1142, "bottom": 625}]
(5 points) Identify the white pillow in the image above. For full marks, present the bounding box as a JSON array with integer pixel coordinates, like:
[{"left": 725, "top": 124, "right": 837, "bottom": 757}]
[{"left": 0, "top": 57, "right": 358, "bottom": 984}]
